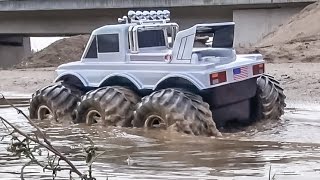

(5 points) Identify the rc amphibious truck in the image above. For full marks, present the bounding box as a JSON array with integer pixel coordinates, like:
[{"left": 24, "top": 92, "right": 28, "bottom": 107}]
[{"left": 29, "top": 10, "right": 286, "bottom": 136}]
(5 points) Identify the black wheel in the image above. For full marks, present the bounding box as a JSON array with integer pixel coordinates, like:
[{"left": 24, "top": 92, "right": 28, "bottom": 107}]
[
  {"left": 251, "top": 74, "right": 286, "bottom": 121},
  {"left": 73, "top": 86, "right": 140, "bottom": 127},
  {"left": 133, "top": 88, "right": 221, "bottom": 136},
  {"left": 29, "top": 84, "right": 79, "bottom": 121},
  {"left": 61, "top": 82, "right": 85, "bottom": 97}
]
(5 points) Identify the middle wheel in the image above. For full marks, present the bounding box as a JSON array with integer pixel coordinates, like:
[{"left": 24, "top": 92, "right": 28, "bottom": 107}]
[
  {"left": 133, "top": 88, "right": 221, "bottom": 136},
  {"left": 73, "top": 86, "right": 140, "bottom": 127}
]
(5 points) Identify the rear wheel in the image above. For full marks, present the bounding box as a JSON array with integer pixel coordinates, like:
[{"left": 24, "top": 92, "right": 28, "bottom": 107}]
[
  {"left": 133, "top": 88, "right": 221, "bottom": 136},
  {"left": 251, "top": 74, "right": 286, "bottom": 121},
  {"left": 73, "top": 86, "right": 140, "bottom": 127},
  {"left": 29, "top": 84, "right": 79, "bottom": 121}
]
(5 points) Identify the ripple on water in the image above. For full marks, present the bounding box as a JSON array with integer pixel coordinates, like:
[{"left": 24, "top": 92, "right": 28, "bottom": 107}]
[{"left": 0, "top": 103, "right": 320, "bottom": 179}]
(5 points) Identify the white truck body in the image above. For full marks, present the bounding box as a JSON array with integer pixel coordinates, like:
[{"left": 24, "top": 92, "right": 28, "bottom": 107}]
[{"left": 55, "top": 21, "right": 264, "bottom": 91}]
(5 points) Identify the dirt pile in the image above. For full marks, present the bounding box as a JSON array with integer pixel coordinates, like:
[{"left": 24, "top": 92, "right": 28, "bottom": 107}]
[
  {"left": 16, "top": 35, "right": 89, "bottom": 68},
  {"left": 254, "top": 1, "right": 320, "bottom": 63}
]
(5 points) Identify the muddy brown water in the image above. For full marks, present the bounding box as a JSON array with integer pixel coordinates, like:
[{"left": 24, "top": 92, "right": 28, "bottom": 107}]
[{"left": 1, "top": 101, "right": 320, "bottom": 179}]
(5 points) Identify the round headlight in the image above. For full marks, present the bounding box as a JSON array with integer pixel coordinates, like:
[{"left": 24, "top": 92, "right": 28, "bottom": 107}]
[
  {"left": 136, "top": 11, "right": 143, "bottom": 20},
  {"left": 150, "top": 10, "right": 157, "bottom": 20},
  {"left": 163, "top": 10, "right": 170, "bottom": 19},
  {"left": 143, "top": 11, "right": 150, "bottom": 20},
  {"left": 128, "top": 10, "right": 136, "bottom": 20},
  {"left": 157, "top": 10, "right": 164, "bottom": 19}
]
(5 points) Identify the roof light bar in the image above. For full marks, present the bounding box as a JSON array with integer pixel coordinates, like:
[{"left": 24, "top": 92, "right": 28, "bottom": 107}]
[{"left": 120, "top": 10, "right": 170, "bottom": 23}]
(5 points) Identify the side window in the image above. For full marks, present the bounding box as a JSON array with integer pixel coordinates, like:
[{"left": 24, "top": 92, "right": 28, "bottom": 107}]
[
  {"left": 85, "top": 36, "right": 97, "bottom": 58},
  {"left": 97, "top": 34, "right": 119, "bottom": 53}
]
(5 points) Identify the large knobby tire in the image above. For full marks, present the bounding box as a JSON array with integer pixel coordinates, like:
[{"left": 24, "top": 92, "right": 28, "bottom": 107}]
[
  {"left": 133, "top": 88, "right": 221, "bottom": 136},
  {"left": 73, "top": 86, "right": 140, "bottom": 127},
  {"left": 251, "top": 74, "right": 286, "bottom": 121},
  {"left": 61, "top": 82, "right": 85, "bottom": 97},
  {"left": 29, "top": 84, "right": 79, "bottom": 121}
]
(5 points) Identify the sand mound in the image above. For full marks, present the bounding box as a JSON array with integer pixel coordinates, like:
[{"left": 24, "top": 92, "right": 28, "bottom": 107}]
[
  {"left": 16, "top": 35, "right": 89, "bottom": 68},
  {"left": 255, "top": 1, "right": 320, "bottom": 63}
]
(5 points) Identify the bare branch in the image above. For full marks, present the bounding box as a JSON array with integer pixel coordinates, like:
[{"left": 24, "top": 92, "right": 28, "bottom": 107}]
[
  {"left": 0, "top": 116, "right": 84, "bottom": 178},
  {"left": 91, "top": 150, "right": 107, "bottom": 165},
  {"left": 0, "top": 117, "right": 10, "bottom": 131},
  {"left": 0, "top": 94, "right": 104, "bottom": 180},
  {"left": 20, "top": 159, "right": 73, "bottom": 180},
  {"left": 1, "top": 131, "right": 15, "bottom": 141},
  {"left": 21, "top": 160, "right": 33, "bottom": 180},
  {"left": 85, "top": 135, "right": 95, "bottom": 146},
  {"left": 0, "top": 94, "right": 52, "bottom": 147}
]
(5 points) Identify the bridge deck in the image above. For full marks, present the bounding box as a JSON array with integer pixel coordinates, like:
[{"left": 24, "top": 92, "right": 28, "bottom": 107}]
[{"left": 0, "top": 0, "right": 316, "bottom": 11}]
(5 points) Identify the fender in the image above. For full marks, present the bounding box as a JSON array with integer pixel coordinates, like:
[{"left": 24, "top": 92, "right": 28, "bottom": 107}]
[
  {"left": 54, "top": 71, "right": 89, "bottom": 87},
  {"left": 154, "top": 73, "right": 205, "bottom": 90},
  {"left": 98, "top": 73, "right": 143, "bottom": 89}
]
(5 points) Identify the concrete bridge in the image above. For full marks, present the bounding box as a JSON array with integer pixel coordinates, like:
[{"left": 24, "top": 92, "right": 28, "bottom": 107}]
[{"left": 0, "top": 0, "right": 316, "bottom": 67}]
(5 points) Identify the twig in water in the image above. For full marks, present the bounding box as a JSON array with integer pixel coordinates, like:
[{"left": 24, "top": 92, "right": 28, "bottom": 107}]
[
  {"left": 0, "top": 94, "right": 104, "bottom": 180},
  {"left": 268, "top": 165, "right": 277, "bottom": 180}
]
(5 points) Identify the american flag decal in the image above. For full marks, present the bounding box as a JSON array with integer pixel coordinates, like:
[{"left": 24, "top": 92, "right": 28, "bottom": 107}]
[{"left": 233, "top": 66, "right": 249, "bottom": 81}]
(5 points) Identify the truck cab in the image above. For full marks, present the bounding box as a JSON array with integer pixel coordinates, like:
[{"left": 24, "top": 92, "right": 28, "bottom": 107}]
[{"left": 80, "top": 10, "right": 238, "bottom": 65}]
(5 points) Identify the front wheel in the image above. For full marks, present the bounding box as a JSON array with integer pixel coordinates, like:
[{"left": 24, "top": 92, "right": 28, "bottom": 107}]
[
  {"left": 251, "top": 74, "right": 286, "bottom": 121},
  {"left": 29, "top": 84, "right": 79, "bottom": 121}
]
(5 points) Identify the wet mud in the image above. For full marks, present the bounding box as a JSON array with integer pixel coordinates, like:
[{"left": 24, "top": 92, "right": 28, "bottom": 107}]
[{"left": 0, "top": 101, "right": 320, "bottom": 179}]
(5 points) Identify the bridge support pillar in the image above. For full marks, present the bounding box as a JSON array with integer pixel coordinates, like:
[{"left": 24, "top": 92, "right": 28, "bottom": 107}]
[
  {"left": 0, "top": 36, "right": 31, "bottom": 68},
  {"left": 233, "top": 7, "right": 302, "bottom": 48}
]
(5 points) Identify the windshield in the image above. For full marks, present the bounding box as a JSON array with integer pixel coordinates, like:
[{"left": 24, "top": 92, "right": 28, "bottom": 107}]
[{"left": 138, "top": 30, "right": 166, "bottom": 48}]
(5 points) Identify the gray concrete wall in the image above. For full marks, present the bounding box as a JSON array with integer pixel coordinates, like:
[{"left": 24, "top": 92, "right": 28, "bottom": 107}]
[
  {"left": 0, "top": 37, "right": 31, "bottom": 68},
  {"left": 233, "top": 7, "right": 303, "bottom": 47}
]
